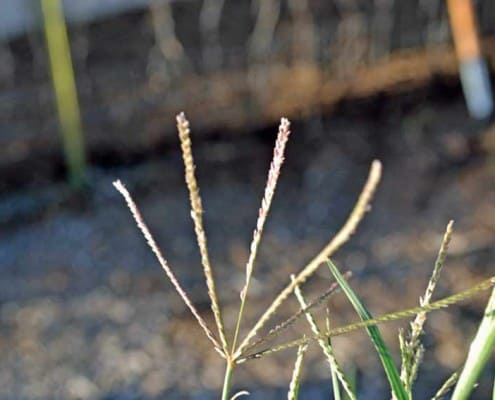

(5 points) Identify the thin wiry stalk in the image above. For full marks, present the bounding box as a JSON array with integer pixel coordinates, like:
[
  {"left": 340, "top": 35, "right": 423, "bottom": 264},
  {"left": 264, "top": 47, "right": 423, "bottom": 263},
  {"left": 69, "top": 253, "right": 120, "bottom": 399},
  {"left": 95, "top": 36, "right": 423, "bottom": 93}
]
[
  {"left": 287, "top": 343, "right": 308, "bottom": 400},
  {"left": 176, "top": 112, "right": 229, "bottom": 354},
  {"left": 234, "top": 160, "right": 382, "bottom": 358},
  {"left": 293, "top": 279, "right": 356, "bottom": 400},
  {"left": 113, "top": 180, "right": 222, "bottom": 354},
  {"left": 241, "top": 273, "right": 350, "bottom": 356},
  {"left": 431, "top": 371, "right": 459, "bottom": 400},
  {"left": 401, "top": 221, "right": 454, "bottom": 391},
  {"left": 240, "top": 276, "right": 495, "bottom": 361},
  {"left": 231, "top": 118, "right": 291, "bottom": 352}
]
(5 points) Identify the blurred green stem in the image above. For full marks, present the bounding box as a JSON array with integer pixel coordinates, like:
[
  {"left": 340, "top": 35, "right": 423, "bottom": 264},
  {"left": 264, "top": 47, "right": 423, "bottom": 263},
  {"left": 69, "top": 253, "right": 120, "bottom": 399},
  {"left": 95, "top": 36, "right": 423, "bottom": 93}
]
[
  {"left": 452, "top": 287, "right": 495, "bottom": 400},
  {"left": 41, "top": 0, "right": 86, "bottom": 187},
  {"left": 221, "top": 359, "right": 235, "bottom": 400}
]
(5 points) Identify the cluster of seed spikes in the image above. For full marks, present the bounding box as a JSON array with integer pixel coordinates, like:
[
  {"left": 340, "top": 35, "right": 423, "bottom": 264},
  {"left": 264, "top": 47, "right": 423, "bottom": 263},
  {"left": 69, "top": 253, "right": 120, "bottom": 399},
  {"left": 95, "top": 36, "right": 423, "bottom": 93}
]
[{"left": 113, "top": 113, "right": 495, "bottom": 400}]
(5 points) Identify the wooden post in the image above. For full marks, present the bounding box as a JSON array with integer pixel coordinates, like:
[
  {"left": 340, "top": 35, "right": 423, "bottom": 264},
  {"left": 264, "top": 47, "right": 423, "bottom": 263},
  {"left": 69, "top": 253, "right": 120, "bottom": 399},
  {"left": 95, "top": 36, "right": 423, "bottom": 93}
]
[{"left": 447, "top": 0, "right": 493, "bottom": 119}]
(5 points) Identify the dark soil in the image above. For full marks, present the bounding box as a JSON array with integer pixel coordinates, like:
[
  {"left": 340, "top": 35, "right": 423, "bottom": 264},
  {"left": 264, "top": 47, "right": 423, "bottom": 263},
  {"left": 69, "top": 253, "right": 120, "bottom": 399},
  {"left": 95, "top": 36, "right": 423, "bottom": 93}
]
[{"left": 1, "top": 84, "right": 495, "bottom": 399}]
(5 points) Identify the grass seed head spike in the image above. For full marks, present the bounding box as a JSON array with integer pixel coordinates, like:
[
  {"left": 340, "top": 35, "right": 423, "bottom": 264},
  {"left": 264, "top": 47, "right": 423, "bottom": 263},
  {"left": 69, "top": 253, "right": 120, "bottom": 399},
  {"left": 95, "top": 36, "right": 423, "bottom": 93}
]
[
  {"left": 231, "top": 117, "right": 291, "bottom": 352},
  {"left": 287, "top": 343, "right": 308, "bottom": 400},
  {"left": 401, "top": 220, "right": 455, "bottom": 392},
  {"left": 176, "top": 112, "right": 229, "bottom": 354},
  {"left": 112, "top": 180, "right": 223, "bottom": 354},
  {"left": 235, "top": 160, "right": 382, "bottom": 358}
]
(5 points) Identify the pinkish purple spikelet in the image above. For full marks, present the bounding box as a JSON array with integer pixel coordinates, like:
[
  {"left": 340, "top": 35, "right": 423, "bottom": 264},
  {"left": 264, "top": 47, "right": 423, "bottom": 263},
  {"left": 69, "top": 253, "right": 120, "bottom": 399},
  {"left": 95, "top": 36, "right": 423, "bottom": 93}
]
[
  {"left": 254, "top": 118, "right": 290, "bottom": 243},
  {"left": 245, "top": 118, "right": 291, "bottom": 292}
]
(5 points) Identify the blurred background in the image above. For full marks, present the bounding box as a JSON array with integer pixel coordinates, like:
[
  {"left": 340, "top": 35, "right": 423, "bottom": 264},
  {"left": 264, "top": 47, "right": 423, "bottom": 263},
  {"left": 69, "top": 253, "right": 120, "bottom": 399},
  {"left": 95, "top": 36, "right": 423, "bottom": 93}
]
[{"left": 1, "top": 0, "right": 495, "bottom": 398}]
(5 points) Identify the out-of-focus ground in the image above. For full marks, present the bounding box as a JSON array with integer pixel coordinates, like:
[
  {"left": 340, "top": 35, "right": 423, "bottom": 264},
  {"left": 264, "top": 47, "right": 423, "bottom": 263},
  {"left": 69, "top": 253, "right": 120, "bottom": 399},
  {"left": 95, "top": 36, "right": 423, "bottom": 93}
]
[{"left": 1, "top": 78, "right": 495, "bottom": 398}]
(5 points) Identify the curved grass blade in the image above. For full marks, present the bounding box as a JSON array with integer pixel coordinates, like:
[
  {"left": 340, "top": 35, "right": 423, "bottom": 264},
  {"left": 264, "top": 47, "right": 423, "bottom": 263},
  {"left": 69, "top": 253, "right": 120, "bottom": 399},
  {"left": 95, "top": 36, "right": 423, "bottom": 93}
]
[{"left": 326, "top": 259, "right": 410, "bottom": 400}]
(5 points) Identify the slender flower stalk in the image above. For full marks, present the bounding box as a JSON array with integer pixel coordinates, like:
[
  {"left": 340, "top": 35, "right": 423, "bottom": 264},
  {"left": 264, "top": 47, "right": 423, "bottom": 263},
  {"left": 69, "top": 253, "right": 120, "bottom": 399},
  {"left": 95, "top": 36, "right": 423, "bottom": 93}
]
[
  {"left": 176, "top": 112, "right": 229, "bottom": 354},
  {"left": 113, "top": 180, "right": 222, "bottom": 353},
  {"left": 231, "top": 118, "right": 291, "bottom": 352},
  {"left": 234, "top": 160, "right": 382, "bottom": 359}
]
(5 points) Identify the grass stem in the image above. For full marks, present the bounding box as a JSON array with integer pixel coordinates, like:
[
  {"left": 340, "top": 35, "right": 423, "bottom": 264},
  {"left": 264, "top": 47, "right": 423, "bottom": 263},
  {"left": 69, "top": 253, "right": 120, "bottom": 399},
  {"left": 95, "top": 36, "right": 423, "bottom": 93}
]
[
  {"left": 221, "top": 360, "right": 236, "bottom": 400},
  {"left": 451, "top": 287, "right": 495, "bottom": 400}
]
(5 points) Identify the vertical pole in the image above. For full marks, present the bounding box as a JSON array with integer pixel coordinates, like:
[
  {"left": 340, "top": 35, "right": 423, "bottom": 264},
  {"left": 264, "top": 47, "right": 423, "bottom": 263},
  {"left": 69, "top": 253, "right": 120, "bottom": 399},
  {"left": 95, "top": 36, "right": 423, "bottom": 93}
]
[
  {"left": 447, "top": 0, "right": 493, "bottom": 119},
  {"left": 41, "top": 0, "right": 87, "bottom": 187}
]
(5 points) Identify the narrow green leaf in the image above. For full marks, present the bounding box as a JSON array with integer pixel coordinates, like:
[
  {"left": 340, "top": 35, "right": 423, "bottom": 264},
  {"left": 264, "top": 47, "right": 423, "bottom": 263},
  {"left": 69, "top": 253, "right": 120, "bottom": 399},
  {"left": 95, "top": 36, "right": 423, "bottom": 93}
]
[{"left": 326, "top": 259, "right": 409, "bottom": 400}]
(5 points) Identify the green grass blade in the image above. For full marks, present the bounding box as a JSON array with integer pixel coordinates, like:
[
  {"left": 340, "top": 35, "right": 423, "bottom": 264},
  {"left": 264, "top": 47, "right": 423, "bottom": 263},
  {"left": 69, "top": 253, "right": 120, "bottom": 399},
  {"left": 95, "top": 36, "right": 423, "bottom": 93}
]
[
  {"left": 41, "top": 0, "right": 87, "bottom": 187},
  {"left": 451, "top": 287, "right": 495, "bottom": 400},
  {"left": 326, "top": 260, "right": 409, "bottom": 400}
]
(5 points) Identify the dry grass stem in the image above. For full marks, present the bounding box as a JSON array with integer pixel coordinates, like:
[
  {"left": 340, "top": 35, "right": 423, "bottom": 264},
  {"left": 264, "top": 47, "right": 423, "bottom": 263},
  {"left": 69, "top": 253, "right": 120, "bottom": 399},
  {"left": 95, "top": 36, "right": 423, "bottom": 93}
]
[
  {"left": 235, "top": 160, "right": 382, "bottom": 358},
  {"left": 176, "top": 112, "right": 229, "bottom": 353},
  {"left": 242, "top": 276, "right": 495, "bottom": 361},
  {"left": 232, "top": 118, "right": 291, "bottom": 351},
  {"left": 294, "top": 279, "right": 356, "bottom": 400},
  {"left": 242, "top": 272, "right": 350, "bottom": 356},
  {"left": 113, "top": 180, "right": 223, "bottom": 353}
]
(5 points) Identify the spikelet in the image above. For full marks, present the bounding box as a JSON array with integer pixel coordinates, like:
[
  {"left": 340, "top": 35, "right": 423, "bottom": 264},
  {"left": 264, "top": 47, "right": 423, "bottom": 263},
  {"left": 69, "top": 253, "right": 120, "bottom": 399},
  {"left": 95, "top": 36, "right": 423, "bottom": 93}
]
[
  {"left": 400, "top": 221, "right": 454, "bottom": 390},
  {"left": 113, "top": 180, "right": 222, "bottom": 354},
  {"left": 231, "top": 118, "right": 291, "bottom": 351},
  {"left": 287, "top": 343, "right": 308, "bottom": 400},
  {"left": 176, "top": 112, "right": 229, "bottom": 354}
]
